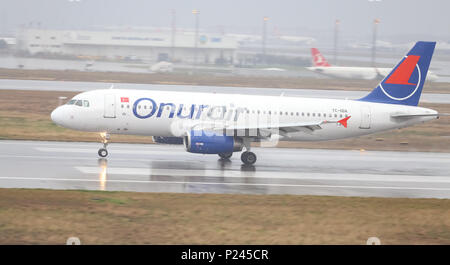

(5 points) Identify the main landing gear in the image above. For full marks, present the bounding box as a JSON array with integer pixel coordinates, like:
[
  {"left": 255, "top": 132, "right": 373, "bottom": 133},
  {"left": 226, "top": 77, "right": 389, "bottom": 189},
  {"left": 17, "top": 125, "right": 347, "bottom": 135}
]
[
  {"left": 240, "top": 138, "right": 257, "bottom": 165},
  {"left": 218, "top": 152, "right": 233, "bottom": 159},
  {"left": 218, "top": 139, "right": 257, "bottom": 165},
  {"left": 241, "top": 151, "right": 257, "bottom": 165},
  {"left": 98, "top": 132, "right": 110, "bottom": 158},
  {"left": 218, "top": 151, "right": 256, "bottom": 165},
  {"left": 218, "top": 151, "right": 257, "bottom": 165}
]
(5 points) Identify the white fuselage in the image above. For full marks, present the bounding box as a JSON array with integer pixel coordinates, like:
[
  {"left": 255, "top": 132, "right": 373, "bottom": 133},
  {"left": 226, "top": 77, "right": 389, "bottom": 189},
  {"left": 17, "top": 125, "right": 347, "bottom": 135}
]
[
  {"left": 51, "top": 88, "right": 437, "bottom": 142},
  {"left": 306, "top": 66, "right": 439, "bottom": 82}
]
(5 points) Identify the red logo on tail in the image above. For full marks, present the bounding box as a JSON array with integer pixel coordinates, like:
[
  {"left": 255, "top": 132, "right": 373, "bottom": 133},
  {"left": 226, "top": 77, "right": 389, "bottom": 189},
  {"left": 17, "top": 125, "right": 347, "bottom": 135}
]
[
  {"left": 311, "top": 48, "right": 331, "bottom": 67},
  {"left": 385, "top": 55, "right": 420, "bottom": 85}
]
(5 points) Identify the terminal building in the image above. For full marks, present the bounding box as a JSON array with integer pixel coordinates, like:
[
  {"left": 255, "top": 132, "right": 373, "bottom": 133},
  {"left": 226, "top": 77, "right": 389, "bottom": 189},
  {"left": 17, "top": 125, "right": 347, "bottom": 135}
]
[{"left": 16, "top": 28, "right": 238, "bottom": 64}]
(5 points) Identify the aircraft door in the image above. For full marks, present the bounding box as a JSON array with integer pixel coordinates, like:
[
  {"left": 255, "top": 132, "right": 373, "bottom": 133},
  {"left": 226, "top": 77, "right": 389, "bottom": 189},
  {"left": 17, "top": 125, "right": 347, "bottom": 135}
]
[
  {"left": 359, "top": 105, "right": 371, "bottom": 129},
  {"left": 104, "top": 94, "right": 116, "bottom": 118}
]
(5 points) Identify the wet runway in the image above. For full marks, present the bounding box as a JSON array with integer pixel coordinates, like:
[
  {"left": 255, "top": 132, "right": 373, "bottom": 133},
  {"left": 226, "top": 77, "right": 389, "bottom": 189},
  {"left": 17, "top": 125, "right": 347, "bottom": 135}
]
[
  {"left": 1, "top": 79, "right": 450, "bottom": 104},
  {"left": 1, "top": 140, "right": 450, "bottom": 199}
]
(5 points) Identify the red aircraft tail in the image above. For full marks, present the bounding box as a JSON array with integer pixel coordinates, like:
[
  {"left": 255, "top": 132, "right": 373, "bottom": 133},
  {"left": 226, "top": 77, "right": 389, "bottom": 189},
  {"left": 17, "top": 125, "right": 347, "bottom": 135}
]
[{"left": 311, "top": 48, "right": 331, "bottom": 67}]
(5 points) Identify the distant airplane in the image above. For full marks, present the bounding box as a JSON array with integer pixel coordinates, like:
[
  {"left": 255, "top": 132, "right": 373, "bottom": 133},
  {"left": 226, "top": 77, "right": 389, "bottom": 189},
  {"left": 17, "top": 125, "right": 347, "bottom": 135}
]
[
  {"left": 150, "top": 61, "right": 173, "bottom": 73},
  {"left": 306, "top": 47, "right": 439, "bottom": 82},
  {"left": 52, "top": 42, "right": 444, "bottom": 165},
  {"left": 226, "top": 33, "right": 315, "bottom": 45}
]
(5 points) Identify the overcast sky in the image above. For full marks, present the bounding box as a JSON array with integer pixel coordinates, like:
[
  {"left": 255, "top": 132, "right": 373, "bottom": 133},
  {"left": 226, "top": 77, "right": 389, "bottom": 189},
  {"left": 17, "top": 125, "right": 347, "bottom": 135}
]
[{"left": 1, "top": 0, "right": 449, "bottom": 41}]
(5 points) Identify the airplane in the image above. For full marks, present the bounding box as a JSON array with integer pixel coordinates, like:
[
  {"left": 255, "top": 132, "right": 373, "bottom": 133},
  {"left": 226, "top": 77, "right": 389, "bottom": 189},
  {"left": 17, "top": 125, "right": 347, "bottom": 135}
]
[
  {"left": 51, "top": 41, "right": 443, "bottom": 165},
  {"left": 306, "top": 47, "right": 439, "bottom": 82},
  {"left": 150, "top": 61, "right": 173, "bottom": 73}
]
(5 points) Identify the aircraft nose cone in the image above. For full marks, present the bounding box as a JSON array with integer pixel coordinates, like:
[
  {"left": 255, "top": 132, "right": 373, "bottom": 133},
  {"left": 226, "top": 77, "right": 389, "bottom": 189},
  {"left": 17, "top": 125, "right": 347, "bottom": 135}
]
[{"left": 51, "top": 107, "right": 63, "bottom": 125}]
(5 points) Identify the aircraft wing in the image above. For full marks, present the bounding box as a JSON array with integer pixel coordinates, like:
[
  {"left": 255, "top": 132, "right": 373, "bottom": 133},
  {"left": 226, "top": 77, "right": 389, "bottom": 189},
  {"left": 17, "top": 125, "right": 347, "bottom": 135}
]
[
  {"left": 183, "top": 117, "right": 350, "bottom": 137},
  {"left": 186, "top": 121, "right": 323, "bottom": 137},
  {"left": 195, "top": 121, "right": 324, "bottom": 133}
]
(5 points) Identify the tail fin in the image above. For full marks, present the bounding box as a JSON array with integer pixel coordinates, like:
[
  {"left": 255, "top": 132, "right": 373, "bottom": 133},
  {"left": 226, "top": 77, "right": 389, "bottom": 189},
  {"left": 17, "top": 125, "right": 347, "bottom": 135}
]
[
  {"left": 311, "top": 48, "right": 331, "bottom": 67},
  {"left": 359, "top": 41, "right": 436, "bottom": 106}
]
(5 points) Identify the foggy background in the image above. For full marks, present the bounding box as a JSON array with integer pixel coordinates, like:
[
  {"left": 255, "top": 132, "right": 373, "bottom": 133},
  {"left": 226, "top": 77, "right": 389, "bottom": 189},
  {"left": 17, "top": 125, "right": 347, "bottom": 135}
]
[
  {"left": 1, "top": 0, "right": 449, "bottom": 43},
  {"left": 1, "top": 0, "right": 450, "bottom": 80}
]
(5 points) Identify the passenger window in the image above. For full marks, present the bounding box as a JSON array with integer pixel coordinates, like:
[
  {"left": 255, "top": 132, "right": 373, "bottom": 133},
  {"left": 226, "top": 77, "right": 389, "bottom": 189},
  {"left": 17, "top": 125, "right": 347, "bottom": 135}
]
[
  {"left": 83, "top": 100, "right": 90, "bottom": 107},
  {"left": 75, "top": 100, "right": 83, "bottom": 106},
  {"left": 312, "top": 113, "right": 315, "bottom": 117}
]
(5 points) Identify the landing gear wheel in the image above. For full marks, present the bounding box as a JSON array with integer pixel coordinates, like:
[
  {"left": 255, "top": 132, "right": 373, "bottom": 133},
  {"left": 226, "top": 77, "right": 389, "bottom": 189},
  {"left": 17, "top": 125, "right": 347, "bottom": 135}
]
[
  {"left": 219, "top": 152, "right": 233, "bottom": 159},
  {"left": 98, "top": 132, "right": 110, "bottom": 158},
  {"left": 98, "top": 148, "right": 108, "bottom": 158},
  {"left": 241, "top": 151, "right": 257, "bottom": 165}
]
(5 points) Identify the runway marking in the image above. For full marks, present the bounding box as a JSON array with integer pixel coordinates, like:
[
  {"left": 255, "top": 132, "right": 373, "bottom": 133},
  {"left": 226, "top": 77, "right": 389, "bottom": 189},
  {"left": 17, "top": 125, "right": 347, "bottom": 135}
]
[
  {"left": 2, "top": 140, "right": 450, "bottom": 163},
  {"left": 27, "top": 147, "right": 450, "bottom": 163},
  {"left": 0, "top": 141, "right": 100, "bottom": 148},
  {"left": 34, "top": 147, "right": 183, "bottom": 155},
  {"left": 0, "top": 155, "right": 196, "bottom": 165},
  {"left": 0, "top": 154, "right": 449, "bottom": 181},
  {"left": 0, "top": 176, "right": 450, "bottom": 192},
  {"left": 74, "top": 166, "right": 450, "bottom": 184},
  {"left": 0, "top": 141, "right": 170, "bottom": 151}
]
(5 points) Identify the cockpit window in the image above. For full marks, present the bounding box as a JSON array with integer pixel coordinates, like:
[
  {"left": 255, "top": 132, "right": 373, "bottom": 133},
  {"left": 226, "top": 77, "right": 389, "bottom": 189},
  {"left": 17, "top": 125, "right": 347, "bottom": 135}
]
[{"left": 67, "top": 98, "right": 90, "bottom": 107}]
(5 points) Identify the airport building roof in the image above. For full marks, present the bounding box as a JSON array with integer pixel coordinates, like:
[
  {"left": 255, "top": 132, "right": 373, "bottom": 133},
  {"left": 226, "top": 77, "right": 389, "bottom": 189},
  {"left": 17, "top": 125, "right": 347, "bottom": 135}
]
[{"left": 19, "top": 28, "right": 238, "bottom": 50}]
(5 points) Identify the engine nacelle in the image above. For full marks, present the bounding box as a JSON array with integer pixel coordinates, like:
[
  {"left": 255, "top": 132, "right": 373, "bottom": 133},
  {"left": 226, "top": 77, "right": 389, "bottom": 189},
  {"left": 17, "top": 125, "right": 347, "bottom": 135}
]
[
  {"left": 152, "top": 136, "right": 184, "bottom": 145},
  {"left": 184, "top": 130, "right": 244, "bottom": 154}
]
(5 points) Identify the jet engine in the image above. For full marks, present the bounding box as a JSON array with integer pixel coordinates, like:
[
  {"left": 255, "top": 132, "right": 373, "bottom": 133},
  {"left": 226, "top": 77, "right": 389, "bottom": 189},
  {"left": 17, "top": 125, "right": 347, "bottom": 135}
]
[{"left": 184, "top": 130, "right": 244, "bottom": 154}]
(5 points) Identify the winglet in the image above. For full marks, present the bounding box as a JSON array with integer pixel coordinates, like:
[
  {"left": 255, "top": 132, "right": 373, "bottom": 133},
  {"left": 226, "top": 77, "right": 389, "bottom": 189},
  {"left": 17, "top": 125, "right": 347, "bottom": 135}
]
[{"left": 338, "top": 116, "right": 351, "bottom": 128}]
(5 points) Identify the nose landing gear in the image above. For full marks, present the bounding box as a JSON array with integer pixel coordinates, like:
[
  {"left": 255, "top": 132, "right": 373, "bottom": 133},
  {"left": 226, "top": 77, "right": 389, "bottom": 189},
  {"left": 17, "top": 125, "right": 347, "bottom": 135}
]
[
  {"left": 98, "top": 132, "right": 110, "bottom": 158},
  {"left": 98, "top": 148, "right": 108, "bottom": 157}
]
